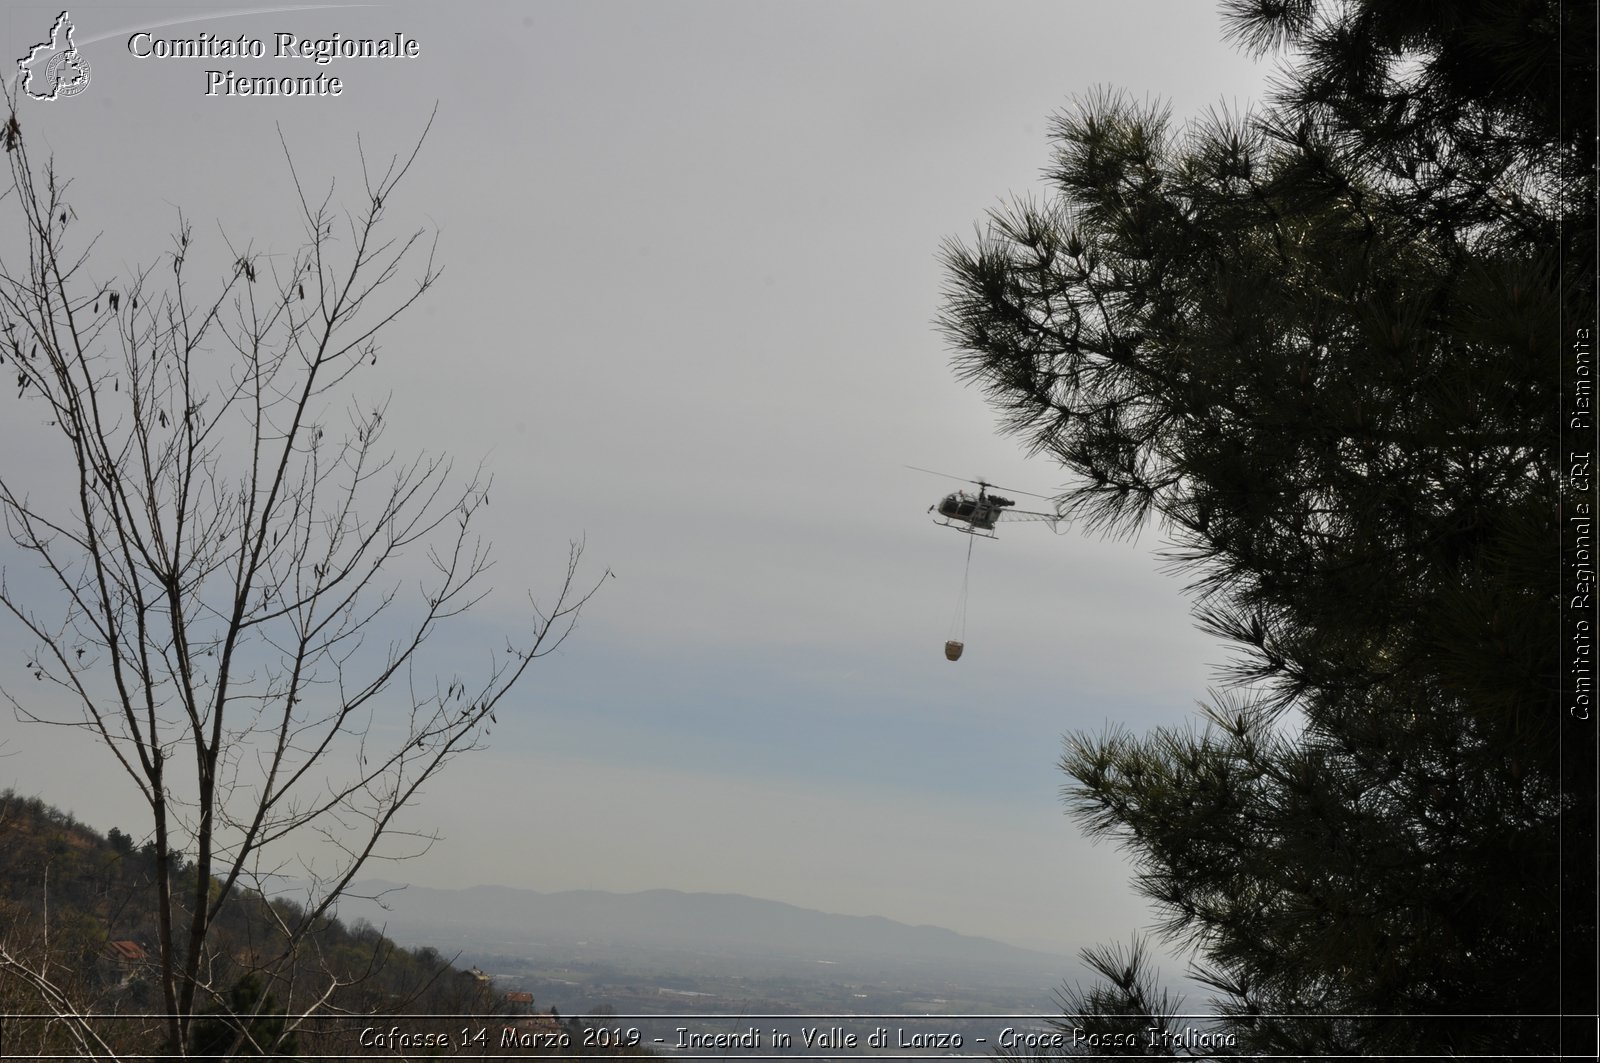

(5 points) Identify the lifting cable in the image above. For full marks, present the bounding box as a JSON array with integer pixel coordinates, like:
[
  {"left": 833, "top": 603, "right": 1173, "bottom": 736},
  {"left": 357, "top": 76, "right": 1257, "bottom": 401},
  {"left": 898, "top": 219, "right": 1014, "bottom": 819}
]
[{"left": 948, "top": 531, "right": 975, "bottom": 643}]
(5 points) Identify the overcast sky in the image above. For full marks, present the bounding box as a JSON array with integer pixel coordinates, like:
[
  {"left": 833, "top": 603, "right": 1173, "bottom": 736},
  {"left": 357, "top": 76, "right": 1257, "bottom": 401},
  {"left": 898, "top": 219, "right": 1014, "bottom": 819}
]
[{"left": 1, "top": 1, "right": 1275, "bottom": 960}]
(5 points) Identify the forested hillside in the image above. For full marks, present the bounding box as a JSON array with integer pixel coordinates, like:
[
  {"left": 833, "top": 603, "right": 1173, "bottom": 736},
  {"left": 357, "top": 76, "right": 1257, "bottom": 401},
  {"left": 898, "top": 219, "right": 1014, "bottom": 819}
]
[{"left": 0, "top": 790, "right": 625, "bottom": 1058}]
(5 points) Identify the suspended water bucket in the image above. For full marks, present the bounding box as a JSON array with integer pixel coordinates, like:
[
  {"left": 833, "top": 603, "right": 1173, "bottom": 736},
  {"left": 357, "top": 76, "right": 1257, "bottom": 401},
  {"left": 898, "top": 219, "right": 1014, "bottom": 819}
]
[{"left": 944, "top": 640, "right": 964, "bottom": 661}]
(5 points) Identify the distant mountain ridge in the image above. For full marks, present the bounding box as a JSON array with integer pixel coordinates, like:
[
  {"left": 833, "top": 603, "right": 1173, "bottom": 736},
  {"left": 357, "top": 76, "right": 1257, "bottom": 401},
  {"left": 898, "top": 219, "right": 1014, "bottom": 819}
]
[{"left": 341, "top": 879, "right": 1072, "bottom": 973}]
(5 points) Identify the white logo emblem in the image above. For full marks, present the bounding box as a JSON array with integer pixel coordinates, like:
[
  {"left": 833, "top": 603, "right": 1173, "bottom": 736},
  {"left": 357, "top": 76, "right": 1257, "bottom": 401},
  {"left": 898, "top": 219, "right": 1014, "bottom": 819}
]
[{"left": 17, "top": 11, "right": 92, "bottom": 101}]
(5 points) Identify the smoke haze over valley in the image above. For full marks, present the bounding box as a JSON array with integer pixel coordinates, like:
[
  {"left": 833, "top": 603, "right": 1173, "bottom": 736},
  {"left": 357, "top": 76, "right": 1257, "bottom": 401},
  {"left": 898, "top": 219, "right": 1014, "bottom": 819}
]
[{"left": 337, "top": 881, "right": 1088, "bottom": 1016}]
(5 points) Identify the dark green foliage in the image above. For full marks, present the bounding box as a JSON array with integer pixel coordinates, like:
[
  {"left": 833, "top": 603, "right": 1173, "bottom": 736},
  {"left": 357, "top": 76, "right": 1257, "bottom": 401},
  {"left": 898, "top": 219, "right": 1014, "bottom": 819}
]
[
  {"left": 941, "top": 1, "right": 1589, "bottom": 1055},
  {"left": 106, "top": 828, "right": 134, "bottom": 857},
  {"left": 188, "top": 974, "right": 299, "bottom": 1060},
  {"left": 1053, "top": 939, "right": 1187, "bottom": 1057}
]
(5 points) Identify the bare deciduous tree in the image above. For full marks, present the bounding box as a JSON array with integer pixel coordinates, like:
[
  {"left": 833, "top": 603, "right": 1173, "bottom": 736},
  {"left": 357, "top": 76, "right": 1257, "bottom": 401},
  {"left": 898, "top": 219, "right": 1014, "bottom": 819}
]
[{"left": 0, "top": 104, "right": 603, "bottom": 1054}]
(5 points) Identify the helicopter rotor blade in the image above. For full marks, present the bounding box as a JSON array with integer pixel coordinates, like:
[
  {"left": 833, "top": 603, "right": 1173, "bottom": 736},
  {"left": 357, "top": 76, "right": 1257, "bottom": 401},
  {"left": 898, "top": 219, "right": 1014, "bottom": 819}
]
[
  {"left": 904, "top": 463, "right": 971, "bottom": 482},
  {"left": 903, "top": 464, "right": 1057, "bottom": 501}
]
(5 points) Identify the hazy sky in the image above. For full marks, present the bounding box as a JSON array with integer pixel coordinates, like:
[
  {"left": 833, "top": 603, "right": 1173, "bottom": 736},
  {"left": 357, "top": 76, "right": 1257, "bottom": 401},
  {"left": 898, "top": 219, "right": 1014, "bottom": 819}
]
[{"left": 0, "top": 1, "right": 1275, "bottom": 960}]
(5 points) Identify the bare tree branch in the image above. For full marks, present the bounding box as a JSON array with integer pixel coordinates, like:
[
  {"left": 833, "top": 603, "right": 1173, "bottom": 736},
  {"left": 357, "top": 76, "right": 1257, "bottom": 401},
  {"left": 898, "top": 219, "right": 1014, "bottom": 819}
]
[{"left": 0, "top": 97, "right": 602, "bottom": 1054}]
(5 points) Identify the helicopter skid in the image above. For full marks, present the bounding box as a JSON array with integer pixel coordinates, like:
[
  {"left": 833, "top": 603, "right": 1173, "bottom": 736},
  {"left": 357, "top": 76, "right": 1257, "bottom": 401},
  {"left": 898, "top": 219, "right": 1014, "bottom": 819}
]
[{"left": 932, "top": 517, "right": 998, "bottom": 538}]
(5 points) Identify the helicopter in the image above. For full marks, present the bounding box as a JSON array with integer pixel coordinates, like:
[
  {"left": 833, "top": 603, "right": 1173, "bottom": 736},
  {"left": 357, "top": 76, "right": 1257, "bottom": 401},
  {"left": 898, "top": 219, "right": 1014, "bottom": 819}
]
[
  {"left": 909, "top": 467, "right": 1065, "bottom": 661},
  {"left": 914, "top": 467, "right": 1063, "bottom": 537}
]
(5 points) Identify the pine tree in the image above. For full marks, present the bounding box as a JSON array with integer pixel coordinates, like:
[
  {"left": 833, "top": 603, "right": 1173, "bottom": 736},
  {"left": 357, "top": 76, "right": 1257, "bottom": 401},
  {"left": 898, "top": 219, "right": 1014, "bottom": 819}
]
[{"left": 939, "top": 1, "right": 1593, "bottom": 1055}]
